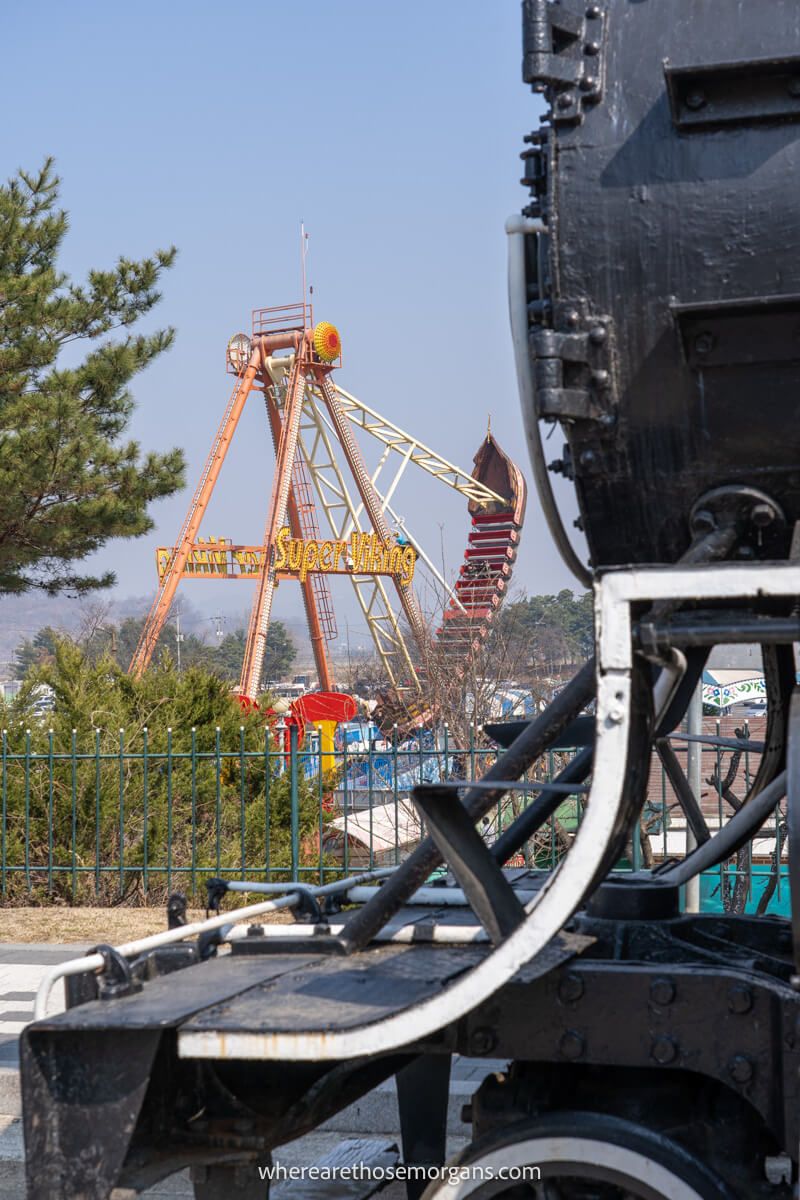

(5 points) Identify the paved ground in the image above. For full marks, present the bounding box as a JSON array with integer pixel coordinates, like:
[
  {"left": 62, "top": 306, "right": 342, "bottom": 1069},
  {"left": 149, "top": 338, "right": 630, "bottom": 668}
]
[
  {"left": 0, "top": 942, "right": 490, "bottom": 1197},
  {"left": 0, "top": 943, "right": 88, "bottom": 1066}
]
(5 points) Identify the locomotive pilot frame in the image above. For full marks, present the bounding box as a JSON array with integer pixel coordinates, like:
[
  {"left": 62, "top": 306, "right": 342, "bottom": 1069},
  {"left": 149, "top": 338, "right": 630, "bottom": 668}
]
[{"left": 19, "top": 2, "right": 800, "bottom": 1197}]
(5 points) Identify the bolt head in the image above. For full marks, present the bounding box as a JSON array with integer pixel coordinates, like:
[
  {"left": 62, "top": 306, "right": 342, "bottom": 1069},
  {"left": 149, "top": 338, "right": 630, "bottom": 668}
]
[
  {"left": 580, "top": 76, "right": 599, "bottom": 93},
  {"left": 589, "top": 325, "right": 607, "bottom": 345},
  {"left": 751, "top": 502, "right": 777, "bottom": 529},
  {"left": 557, "top": 92, "right": 576, "bottom": 110},
  {"left": 728, "top": 1054, "right": 754, "bottom": 1084},
  {"left": 592, "top": 369, "right": 610, "bottom": 387},
  {"left": 650, "top": 977, "right": 676, "bottom": 1006},
  {"left": 685, "top": 89, "right": 707, "bottom": 111},
  {"left": 565, "top": 309, "right": 580, "bottom": 328},
  {"left": 559, "top": 1030, "right": 585, "bottom": 1060},
  {"left": 694, "top": 331, "right": 715, "bottom": 356},
  {"left": 728, "top": 985, "right": 753, "bottom": 1015},
  {"left": 469, "top": 1026, "right": 498, "bottom": 1056},
  {"left": 584, "top": 41, "right": 600, "bottom": 56},
  {"left": 586, "top": 4, "right": 601, "bottom": 16},
  {"left": 558, "top": 972, "right": 584, "bottom": 1004},
  {"left": 651, "top": 1036, "right": 678, "bottom": 1065}
]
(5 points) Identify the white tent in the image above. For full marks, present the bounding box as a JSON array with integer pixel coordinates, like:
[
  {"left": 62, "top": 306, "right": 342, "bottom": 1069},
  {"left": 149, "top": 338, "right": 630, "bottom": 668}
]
[{"left": 328, "top": 800, "right": 421, "bottom": 857}]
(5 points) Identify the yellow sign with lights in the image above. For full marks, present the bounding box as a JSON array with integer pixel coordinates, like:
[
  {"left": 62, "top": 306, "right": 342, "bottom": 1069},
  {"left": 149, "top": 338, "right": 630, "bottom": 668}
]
[
  {"left": 157, "top": 531, "right": 417, "bottom": 585},
  {"left": 275, "top": 527, "right": 416, "bottom": 585}
]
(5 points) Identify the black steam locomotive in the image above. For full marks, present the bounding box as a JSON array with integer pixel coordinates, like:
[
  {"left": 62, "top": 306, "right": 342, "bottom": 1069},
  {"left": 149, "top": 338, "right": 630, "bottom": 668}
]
[{"left": 20, "top": 3, "right": 800, "bottom": 1197}]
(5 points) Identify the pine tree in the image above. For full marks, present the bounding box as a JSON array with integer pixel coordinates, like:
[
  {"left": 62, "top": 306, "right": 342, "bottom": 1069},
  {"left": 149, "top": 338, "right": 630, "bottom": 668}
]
[{"left": 0, "top": 159, "right": 184, "bottom": 595}]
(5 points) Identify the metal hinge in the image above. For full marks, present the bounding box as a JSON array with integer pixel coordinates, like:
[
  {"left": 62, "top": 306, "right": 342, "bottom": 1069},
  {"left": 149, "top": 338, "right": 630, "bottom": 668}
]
[
  {"left": 520, "top": 127, "right": 550, "bottom": 220},
  {"left": 532, "top": 303, "right": 617, "bottom": 423},
  {"left": 522, "top": 0, "right": 606, "bottom": 124}
]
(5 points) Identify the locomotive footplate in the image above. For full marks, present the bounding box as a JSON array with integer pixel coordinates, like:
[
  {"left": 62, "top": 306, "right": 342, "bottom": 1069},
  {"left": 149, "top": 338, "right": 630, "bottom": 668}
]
[
  {"left": 20, "top": 892, "right": 588, "bottom": 1200},
  {"left": 20, "top": 888, "right": 800, "bottom": 1199}
]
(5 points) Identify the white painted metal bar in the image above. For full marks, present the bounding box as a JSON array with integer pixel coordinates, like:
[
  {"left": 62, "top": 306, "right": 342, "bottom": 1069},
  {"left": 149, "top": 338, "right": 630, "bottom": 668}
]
[
  {"left": 331, "top": 383, "right": 506, "bottom": 506},
  {"left": 383, "top": 504, "right": 468, "bottom": 615},
  {"left": 34, "top": 894, "right": 300, "bottom": 1022},
  {"left": 224, "top": 923, "right": 490, "bottom": 945},
  {"left": 223, "top": 869, "right": 396, "bottom": 898},
  {"left": 345, "top": 886, "right": 538, "bottom": 906},
  {"left": 33, "top": 869, "right": 398, "bottom": 1022}
]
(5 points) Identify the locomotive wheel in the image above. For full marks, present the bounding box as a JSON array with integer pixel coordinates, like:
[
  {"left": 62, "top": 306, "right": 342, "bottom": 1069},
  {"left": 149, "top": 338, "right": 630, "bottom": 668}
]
[{"left": 422, "top": 1112, "right": 737, "bottom": 1200}]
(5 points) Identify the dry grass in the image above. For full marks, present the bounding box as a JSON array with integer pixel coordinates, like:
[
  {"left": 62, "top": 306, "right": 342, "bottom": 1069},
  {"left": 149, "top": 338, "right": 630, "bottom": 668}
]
[{"left": 1, "top": 905, "right": 293, "bottom": 944}]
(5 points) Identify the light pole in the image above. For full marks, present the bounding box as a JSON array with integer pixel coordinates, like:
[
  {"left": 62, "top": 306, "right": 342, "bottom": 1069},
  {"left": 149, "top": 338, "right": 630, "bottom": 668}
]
[{"left": 166, "top": 604, "right": 184, "bottom": 672}]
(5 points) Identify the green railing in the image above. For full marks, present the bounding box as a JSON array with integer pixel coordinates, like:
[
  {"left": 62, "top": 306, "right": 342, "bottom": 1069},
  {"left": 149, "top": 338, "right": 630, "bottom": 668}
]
[
  {"left": 0, "top": 722, "right": 786, "bottom": 915},
  {"left": 0, "top": 725, "right": 507, "bottom": 902}
]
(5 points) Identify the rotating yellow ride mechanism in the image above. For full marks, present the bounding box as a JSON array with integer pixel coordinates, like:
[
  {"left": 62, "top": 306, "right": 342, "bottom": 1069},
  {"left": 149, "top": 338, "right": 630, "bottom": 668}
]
[{"left": 313, "top": 321, "right": 342, "bottom": 363}]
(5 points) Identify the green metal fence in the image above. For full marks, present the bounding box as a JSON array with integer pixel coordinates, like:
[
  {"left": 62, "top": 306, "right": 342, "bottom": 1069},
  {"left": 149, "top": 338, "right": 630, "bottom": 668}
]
[{"left": 0, "top": 723, "right": 786, "bottom": 914}]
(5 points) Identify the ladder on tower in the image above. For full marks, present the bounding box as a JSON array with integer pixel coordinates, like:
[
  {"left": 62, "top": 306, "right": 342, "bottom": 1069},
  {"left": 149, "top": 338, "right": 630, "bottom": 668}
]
[{"left": 290, "top": 449, "right": 338, "bottom": 642}]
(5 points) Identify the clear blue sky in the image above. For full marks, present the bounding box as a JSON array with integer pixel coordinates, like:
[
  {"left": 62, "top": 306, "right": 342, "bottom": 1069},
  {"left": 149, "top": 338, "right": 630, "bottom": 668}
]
[{"left": 1, "top": 1, "right": 582, "bottom": 641}]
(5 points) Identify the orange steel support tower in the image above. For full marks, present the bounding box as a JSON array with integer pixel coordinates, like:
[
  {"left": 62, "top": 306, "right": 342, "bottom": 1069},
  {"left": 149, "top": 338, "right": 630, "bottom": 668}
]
[
  {"left": 130, "top": 305, "right": 341, "bottom": 696},
  {"left": 130, "top": 302, "right": 524, "bottom": 703},
  {"left": 129, "top": 304, "right": 428, "bottom": 701}
]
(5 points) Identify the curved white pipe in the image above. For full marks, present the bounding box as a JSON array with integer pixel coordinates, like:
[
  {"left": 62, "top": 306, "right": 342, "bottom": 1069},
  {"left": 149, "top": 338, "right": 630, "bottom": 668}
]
[
  {"left": 34, "top": 894, "right": 300, "bottom": 1022},
  {"left": 33, "top": 868, "right": 396, "bottom": 1022},
  {"left": 506, "top": 214, "right": 591, "bottom": 587}
]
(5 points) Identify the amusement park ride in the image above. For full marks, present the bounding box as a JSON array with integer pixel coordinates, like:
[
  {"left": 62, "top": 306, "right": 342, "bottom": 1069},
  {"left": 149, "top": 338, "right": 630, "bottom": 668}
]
[
  {"left": 128, "top": 302, "right": 526, "bottom": 710},
  {"left": 20, "top": 2, "right": 800, "bottom": 1198}
]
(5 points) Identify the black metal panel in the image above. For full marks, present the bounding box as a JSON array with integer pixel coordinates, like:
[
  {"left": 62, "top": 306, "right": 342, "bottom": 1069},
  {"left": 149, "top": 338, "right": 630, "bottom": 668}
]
[
  {"left": 455, "top": 917, "right": 800, "bottom": 1152},
  {"left": 21, "top": 1027, "right": 161, "bottom": 1200},
  {"left": 522, "top": 0, "right": 800, "bottom": 566},
  {"left": 665, "top": 56, "right": 800, "bottom": 130},
  {"left": 31, "top": 953, "right": 319, "bottom": 1032},
  {"left": 182, "top": 947, "right": 485, "bottom": 1037},
  {"left": 412, "top": 785, "right": 526, "bottom": 943}
]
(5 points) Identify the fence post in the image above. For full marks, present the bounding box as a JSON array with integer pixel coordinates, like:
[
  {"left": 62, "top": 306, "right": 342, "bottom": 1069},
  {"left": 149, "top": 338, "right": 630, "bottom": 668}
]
[
  {"left": 142, "top": 727, "right": 149, "bottom": 896},
  {"left": 94, "top": 728, "right": 101, "bottom": 898},
  {"left": 167, "top": 727, "right": 173, "bottom": 892},
  {"left": 69, "top": 728, "right": 76, "bottom": 900},
  {"left": 1, "top": 729, "right": 6, "bottom": 899},
  {"left": 685, "top": 684, "right": 703, "bottom": 913},
  {"left": 190, "top": 727, "right": 198, "bottom": 895},
  {"left": 265, "top": 723, "right": 274, "bottom": 881},
  {"left": 239, "top": 725, "right": 246, "bottom": 880},
  {"left": 49, "top": 728, "right": 56, "bottom": 896},
  {"left": 118, "top": 728, "right": 125, "bottom": 899},
  {"left": 290, "top": 723, "right": 300, "bottom": 880},
  {"left": 215, "top": 726, "right": 222, "bottom": 875},
  {"left": 368, "top": 731, "right": 374, "bottom": 870},
  {"left": 342, "top": 722, "right": 349, "bottom": 875},
  {"left": 25, "top": 728, "right": 32, "bottom": 895},
  {"left": 392, "top": 723, "right": 399, "bottom": 867}
]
